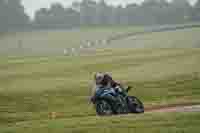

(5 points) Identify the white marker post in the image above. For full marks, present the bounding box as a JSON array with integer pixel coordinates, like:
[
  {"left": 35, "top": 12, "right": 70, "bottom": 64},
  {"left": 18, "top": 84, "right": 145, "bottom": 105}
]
[
  {"left": 102, "top": 39, "right": 108, "bottom": 45},
  {"left": 63, "top": 49, "right": 68, "bottom": 56},
  {"left": 80, "top": 45, "right": 83, "bottom": 49},
  {"left": 71, "top": 48, "right": 75, "bottom": 53},
  {"left": 95, "top": 40, "right": 99, "bottom": 46},
  {"left": 71, "top": 48, "right": 78, "bottom": 56},
  {"left": 87, "top": 41, "right": 91, "bottom": 47}
]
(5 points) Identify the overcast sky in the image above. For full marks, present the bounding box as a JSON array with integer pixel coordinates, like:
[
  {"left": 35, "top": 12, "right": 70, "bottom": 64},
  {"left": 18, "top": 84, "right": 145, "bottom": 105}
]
[{"left": 21, "top": 0, "right": 197, "bottom": 18}]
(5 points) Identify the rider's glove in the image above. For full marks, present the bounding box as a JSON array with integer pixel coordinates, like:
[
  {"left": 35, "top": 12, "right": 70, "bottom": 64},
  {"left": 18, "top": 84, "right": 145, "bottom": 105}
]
[
  {"left": 115, "top": 86, "right": 123, "bottom": 93},
  {"left": 90, "top": 96, "right": 95, "bottom": 103}
]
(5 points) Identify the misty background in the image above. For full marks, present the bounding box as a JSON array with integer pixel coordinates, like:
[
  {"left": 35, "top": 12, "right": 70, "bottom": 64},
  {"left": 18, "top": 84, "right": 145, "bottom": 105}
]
[
  {"left": 22, "top": 0, "right": 197, "bottom": 18},
  {"left": 0, "top": 0, "right": 200, "bottom": 33}
]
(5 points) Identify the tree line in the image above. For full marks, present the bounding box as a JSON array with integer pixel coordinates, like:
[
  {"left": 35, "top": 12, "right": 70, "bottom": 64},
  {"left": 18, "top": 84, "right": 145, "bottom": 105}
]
[
  {"left": 1, "top": 0, "right": 200, "bottom": 33},
  {"left": 0, "top": 0, "right": 29, "bottom": 33}
]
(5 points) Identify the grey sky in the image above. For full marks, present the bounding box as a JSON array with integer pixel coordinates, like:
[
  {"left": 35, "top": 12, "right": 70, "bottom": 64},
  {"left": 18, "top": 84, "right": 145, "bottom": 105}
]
[{"left": 21, "top": 0, "right": 197, "bottom": 18}]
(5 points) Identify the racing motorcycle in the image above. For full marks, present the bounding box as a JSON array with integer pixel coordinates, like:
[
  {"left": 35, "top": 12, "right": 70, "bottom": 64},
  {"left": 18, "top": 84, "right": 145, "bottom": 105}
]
[{"left": 91, "top": 86, "right": 144, "bottom": 116}]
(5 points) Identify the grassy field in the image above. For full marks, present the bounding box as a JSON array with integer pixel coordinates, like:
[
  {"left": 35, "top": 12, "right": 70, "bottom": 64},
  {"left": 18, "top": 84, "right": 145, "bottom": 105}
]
[
  {"left": 1, "top": 112, "right": 200, "bottom": 133},
  {"left": 0, "top": 26, "right": 143, "bottom": 56},
  {"left": 0, "top": 48, "right": 200, "bottom": 132},
  {"left": 1, "top": 26, "right": 200, "bottom": 57},
  {"left": 0, "top": 26, "right": 200, "bottom": 132},
  {"left": 107, "top": 28, "right": 200, "bottom": 48}
]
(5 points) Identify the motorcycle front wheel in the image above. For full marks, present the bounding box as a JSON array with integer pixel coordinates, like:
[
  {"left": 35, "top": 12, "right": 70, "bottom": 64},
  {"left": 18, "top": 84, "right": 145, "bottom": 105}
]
[{"left": 127, "top": 96, "right": 144, "bottom": 113}]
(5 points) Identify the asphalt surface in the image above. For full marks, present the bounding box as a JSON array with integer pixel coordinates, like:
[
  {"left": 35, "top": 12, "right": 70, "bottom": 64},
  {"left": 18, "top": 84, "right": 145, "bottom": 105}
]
[{"left": 146, "top": 103, "right": 200, "bottom": 113}]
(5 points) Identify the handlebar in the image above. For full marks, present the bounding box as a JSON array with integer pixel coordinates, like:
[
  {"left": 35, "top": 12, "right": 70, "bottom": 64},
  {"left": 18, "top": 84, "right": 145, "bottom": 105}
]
[{"left": 125, "top": 86, "right": 132, "bottom": 92}]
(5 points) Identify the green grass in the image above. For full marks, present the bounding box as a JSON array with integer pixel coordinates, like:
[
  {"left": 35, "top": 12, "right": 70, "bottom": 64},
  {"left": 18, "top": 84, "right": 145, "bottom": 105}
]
[
  {"left": 1, "top": 112, "right": 200, "bottom": 133},
  {"left": 1, "top": 26, "right": 200, "bottom": 132},
  {"left": 1, "top": 24, "right": 200, "bottom": 57},
  {"left": 0, "top": 26, "right": 143, "bottom": 56},
  {"left": 108, "top": 28, "right": 200, "bottom": 48},
  {"left": 0, "top": 48, "right": 200, "bottom": 132}
]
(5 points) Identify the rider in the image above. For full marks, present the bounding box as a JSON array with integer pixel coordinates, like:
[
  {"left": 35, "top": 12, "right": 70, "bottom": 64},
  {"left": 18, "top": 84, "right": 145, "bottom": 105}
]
[{"left": 90, "top": 72, "right": 124, "bottom": 103}]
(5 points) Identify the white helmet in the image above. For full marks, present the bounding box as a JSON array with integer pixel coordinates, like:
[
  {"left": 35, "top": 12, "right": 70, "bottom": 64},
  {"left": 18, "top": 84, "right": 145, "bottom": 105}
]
[{"left": 94, "top": 72, "right": 105, "bottom": 85}]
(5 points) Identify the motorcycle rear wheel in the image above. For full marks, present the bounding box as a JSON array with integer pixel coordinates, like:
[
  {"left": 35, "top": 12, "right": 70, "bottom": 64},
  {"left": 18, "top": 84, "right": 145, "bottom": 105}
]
[{"left": 96, "top": 100, "right": 113, "bottom": 116}]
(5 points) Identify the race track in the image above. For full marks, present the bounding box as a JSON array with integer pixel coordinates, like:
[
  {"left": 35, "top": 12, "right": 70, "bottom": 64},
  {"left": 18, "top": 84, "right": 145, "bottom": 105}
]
[{"left": 146, "top": 103, "right": 200, "bottom": 113}]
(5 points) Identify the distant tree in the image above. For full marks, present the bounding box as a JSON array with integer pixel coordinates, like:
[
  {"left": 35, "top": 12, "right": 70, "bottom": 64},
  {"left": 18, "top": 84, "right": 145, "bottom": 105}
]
[
  {"left": 113, "top": 5, "right": 124, "bottom": 25},
  {"left": 72, "top": 1, "right": 81, "bottom": 12},
  {"left": 7, "top": 0, "right": 29, "bottom": 29},
  {"left": 154, "top": 0, "right": 170, "bottom": 24},
  {"left": 0, "top": 0, "right": 29, "bottom": 32},
  {"left": 0, "top": 0, "right": 7, "bottom": 32},
  {"left": 96, "top": 0, "right": 110, "bottom": 25},
  {"left": 196, "top": 0, "right": 200, "bottom": 8},
  {"left": 140, "top": 0, "right": 159, "bottom": 25},
  {"left": 34, "top": 8, "right": 50, "bottom": 29},
  {"left": 168, "top": 0, "right": 192, "bottom": 23},
  {"left": 124, "top": 3, "right": 139, "bottom": 25},
  {"left": 31, "top": 0, "right": 197, "bottom": 29},
  {"left": 108, "top": 6, "right": 117, "bottom": 25},
  {"left": 47, "top": 3, "right": 67, "bottom": 28},
  {"left": 80, "top": 0, "right": 97, "bottom": 26},
  {"left": 34, "top": 2, "right": 80, "bottom": 29},
  {"left": 64, "top": 8, "right": 80, "bottom": 28},
  {"left": 192, "top": 0, "right": 200, "bottom": 20}
]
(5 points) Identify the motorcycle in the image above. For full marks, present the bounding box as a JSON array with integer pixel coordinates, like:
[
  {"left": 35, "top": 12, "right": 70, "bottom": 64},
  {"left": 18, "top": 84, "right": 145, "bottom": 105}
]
[{"left": 91, "top": 86, "right": 144, "bottom": 116}]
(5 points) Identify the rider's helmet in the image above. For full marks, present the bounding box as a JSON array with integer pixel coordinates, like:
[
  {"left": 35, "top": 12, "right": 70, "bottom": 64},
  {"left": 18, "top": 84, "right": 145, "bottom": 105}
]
[{"left": 94, "top": 72, "right": 105, "bottom": 85}]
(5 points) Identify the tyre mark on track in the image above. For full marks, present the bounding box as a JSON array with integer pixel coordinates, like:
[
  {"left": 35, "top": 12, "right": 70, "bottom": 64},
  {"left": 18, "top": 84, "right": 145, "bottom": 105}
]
[{"left": 145, "top": 103, "right": 200, "bottom": 113}]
